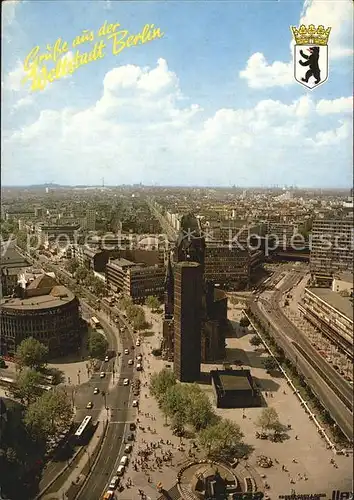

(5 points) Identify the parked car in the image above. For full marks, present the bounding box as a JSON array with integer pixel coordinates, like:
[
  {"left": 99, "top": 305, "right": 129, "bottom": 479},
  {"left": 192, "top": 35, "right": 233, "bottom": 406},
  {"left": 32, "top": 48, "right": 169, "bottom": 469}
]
[
  {"left": 124, "top": 444, "right": 132, "bottom": 453},
  {"left": 86, "top": 401, "right": 93, "bottom": 409},
  {"left": 109, "top": 475, "right": 120, "bottom": 490},
  {"left": 94, "top": 387, "right": 100, "bottom": 394},
  {"left": 116, "top": 464, "right": 125, "bottom": 476},
  {"left": 100, "top": 372, "right": 106, "bottom": 378}
]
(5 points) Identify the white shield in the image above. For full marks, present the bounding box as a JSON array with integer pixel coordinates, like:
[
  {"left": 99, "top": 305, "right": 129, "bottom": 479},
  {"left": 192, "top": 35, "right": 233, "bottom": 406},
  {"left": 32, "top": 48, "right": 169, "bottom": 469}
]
[{"left": 294, "top": 44, "right": 329, "bottom": 90}]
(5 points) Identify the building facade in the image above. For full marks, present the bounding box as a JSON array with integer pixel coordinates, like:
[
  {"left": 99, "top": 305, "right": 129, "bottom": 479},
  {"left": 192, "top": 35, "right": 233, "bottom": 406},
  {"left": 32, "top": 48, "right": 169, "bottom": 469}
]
[
  {"left": 0, "top": 275, "right": 81, "bottom": 358},
  {"left": 299, "top": 287, "right": 353, "bottom": 358},
  {"left": 173, "top": 262, "right": 203, "bottom": 382},
  {"left": 86, "top": 210, "right": 96, "bottom": 231},
  {"left": 106, "top": 258, "right": 165, "bottom": 302},
  {"left": 310, "top": 218, "right": 353, "bottom": 285}
]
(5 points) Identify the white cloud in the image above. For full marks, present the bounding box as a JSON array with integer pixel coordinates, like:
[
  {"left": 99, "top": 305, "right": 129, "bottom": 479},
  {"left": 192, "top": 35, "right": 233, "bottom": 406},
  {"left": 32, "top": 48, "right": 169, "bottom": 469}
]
[
  {"left": 2, "top": 0, "right": 21, "bottom": 27},
  {"left": 316, "top": 96, "right": 353, "bottom": 115},
  {"left": 3, "top": 59, "right": 352, "bottom": 187},
  {"left": 313, "top": 120, "right": 352, "bottom": 146},
  {"left": 239, "top": 53, "right": 293, "bottom": 90},
  {"left": 240, "top": 0, "right": 353, "bottom": 89},
  {"left": 12, "top": 94, "right": 33, "bottom": 111},
  {"left": 3, "top": 60, "right": 26, "bottom": 91}
]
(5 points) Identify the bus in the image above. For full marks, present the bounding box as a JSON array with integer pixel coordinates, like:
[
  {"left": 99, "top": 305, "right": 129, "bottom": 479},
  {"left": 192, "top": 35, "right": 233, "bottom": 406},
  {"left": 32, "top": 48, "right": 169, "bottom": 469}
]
[
  {"left": 74, "top": 415, "right": 93, "bottom": 444},
  {"left": 91, "top": 316, "right": 101, "bottom": 329},
  {"left": 103, "top": 297, "right": 114, "bottom": 307},
  {"left": 0, "top": 376, "right": 52, "bottom": 393}
]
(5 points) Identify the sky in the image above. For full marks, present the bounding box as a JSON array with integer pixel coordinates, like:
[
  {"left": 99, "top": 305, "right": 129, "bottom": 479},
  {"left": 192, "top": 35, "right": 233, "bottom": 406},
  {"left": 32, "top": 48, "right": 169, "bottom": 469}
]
[{"left": 1, "top": 0, "right": 353, "bottom": 188}]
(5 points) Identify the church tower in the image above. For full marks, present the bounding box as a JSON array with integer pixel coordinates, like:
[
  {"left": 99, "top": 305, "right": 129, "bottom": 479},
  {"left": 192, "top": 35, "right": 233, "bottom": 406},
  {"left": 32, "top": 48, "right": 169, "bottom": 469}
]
[{"left": 164, "top": 253, "right": 174, "bottom": 320}]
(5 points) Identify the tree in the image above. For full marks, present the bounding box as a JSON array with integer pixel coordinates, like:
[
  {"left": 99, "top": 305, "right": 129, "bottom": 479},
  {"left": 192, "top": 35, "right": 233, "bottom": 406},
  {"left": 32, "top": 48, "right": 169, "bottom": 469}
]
[
  {"left": 119, "top": 295, "right": 133, "bottom": 311},
  {"left": 9, "top": 369, "right": 43, "bottom": 405},
  {"left": 256, "top": 407, "right": 281, "bottom": 433},
  {"left": 198, "top": 419, "right": 243, "bottom": 458},
  {"left": 91, "top": 278, "right": 106, "bottom": 297},
  {"left": 88, "top": 331, "right": 108, "bottom": 359},
  {"left": 126, "top": 305, "right": 146, "bottom": 330},
  {"left": 185, "top": 384, "right": 216, "bottom": 431},
  {"left": 75, "top": 266, "right": 89, "bottom": 283},
  {"left": 15, "top": 338, "right": 48, "bottom": 371},
  {"left": 150, "top": 369, "right": 176, "bottom": 402},
  {"left": 262, "top": 357, "right": 278, "bottom": 372},
  {"left": 162, "top": 385, "right": 188, "bottom": 429},
  {"left": 145, "top": 295, "right": 160, "bottom": 312},
  {"left": 239, "top": 317, "right": 250, "bottom": 328},
  {"left": 65, "top": 259, "right": 80, "bottom": 275},
  {"left": 249, "top": 335, "right": 262, "bottom": 347},
  {"left": 25, "top": 389, "right": 73, "bottom": 439}
]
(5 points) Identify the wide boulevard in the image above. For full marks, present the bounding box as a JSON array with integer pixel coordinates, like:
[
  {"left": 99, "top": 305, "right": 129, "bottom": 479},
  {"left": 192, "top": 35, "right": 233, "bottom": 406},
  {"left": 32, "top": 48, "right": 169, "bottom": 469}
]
[{"left": 250, "top": 269, "right": 353, "bottom": 441}]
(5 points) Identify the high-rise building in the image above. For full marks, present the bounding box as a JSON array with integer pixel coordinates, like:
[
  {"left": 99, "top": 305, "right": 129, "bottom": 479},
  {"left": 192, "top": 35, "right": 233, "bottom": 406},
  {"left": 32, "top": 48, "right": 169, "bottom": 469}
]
[
  {"left": 310, "top": 218, "right": 353, "bottom": 285},
  {"left": 86, "top": 209, "right": 96, "bottom": 231},
  {"left": 173, "top": 261, "right": 203, "bottom": 382}
]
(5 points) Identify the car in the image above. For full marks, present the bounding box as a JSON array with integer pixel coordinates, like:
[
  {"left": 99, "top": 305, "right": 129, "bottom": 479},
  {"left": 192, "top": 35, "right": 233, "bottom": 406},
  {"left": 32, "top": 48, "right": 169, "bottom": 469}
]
[
  {"left": 108, "top": 475, "right": 120, "bottom": 490},
  {"left": 94, "top": 387, "right": 100, "bottom": 394},
  {"left": 100, "top": 372, "right": 106, "bottom": 378},
  {"left": 129, "top": 423, "right": 136, "bottom": 431},
  {"left": 135, "top": 339, "right": 140, "bottom": 347},
  {"left": 128, "top": 359, "right": 133, "bottom": 365},
  {"left": 123, "top": 378, "right": 129, "bottom": 386},
  {"left": 120, "top": 455, "right": 129, "bottom": 466},
  {"left": 137, "top": 355, "right": 142, "bottom": 361},
  {"left": 86, "top": 401, "right": 93, "bottom": 409},
  {"left": 136, "top": 363, "right": 142, "bottom": 371},
  {"left": 105, "top": 355, "right": 109, "bottom": 362},
  {"left": 124, "top": 349, "right": 129, "bottom": 355},
  {"left": 103, "top": 491, "right": 115, "bottom": 500},
  {"left": 124, "top": 443, "right": 132, "bottom": 453},
  {"left": 132, "top": 400, "right": 138, "bottom": 407},
  {"left": 126, "top": 433, "right": 134, "bottom": 441},
  {"left": 116, "top": 464, "right": 125, "bottom": 476}
]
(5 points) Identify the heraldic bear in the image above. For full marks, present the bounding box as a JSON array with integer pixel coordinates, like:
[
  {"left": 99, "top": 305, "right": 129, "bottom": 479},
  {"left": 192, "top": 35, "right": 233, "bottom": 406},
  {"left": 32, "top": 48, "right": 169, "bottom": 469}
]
[{"left": 299, "top": 46, "right": 321, "bottom": 84}]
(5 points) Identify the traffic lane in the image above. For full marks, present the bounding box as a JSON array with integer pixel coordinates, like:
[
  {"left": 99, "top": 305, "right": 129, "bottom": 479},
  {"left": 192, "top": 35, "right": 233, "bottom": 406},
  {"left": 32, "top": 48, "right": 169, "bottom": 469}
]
[
  {"left": 78, "top": 423, "right": 125, "bottom": 500},
  {"left": 253, "top": 303, "right": 353, "bottom": 439},
  {"left": 259, "top": 294, "right": 353, "bottom": 403},
  {"left": 266, "top": 300, "right": 353, "bottom": 404},
  {"left": 78, "top": 382, "right": 131, "bottom": 500},
  {"left": 294, "top": 345, "right": 353, "bottom": 440},
  {"left": 73, "top": 374, "right": 111, "bottom": 422}
]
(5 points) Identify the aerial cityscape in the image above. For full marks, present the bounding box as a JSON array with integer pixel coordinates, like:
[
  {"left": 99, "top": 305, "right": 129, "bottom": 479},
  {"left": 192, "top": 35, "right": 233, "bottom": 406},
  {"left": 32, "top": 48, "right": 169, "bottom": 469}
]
[{"left": 1, "top": 1, "right": 353, "bottom": 500}]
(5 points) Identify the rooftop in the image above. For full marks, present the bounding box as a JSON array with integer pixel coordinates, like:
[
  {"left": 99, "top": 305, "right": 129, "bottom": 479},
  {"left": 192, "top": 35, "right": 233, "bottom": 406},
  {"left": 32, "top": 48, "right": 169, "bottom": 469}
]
[
  {"left": 334, "top": 272, "right": 353, "bottom": 284},
  {"left": 211, "top": 369, "right": 253, "bottom": 392},
  {"left": 306, "top": 287, "right": 353, "bottom": 321},
  {"left": 0, "top": 287, "right": 75, "bottom": 310},
  {"left": 109, "top": 258, "right": 136, "bottom": 268}
]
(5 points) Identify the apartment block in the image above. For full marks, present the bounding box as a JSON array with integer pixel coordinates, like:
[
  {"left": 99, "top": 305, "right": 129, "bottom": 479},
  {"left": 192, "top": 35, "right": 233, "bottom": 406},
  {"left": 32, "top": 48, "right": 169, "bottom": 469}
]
[
  {"left": 310, "top": 218, "right": 353, "bottom": 283},
  {"left": 299, "top": 287, "right": 353, "bottom": 358}
]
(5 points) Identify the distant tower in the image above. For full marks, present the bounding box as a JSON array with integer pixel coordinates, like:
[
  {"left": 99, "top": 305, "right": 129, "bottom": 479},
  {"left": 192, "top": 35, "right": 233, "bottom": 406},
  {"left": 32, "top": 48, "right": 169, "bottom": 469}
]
[
  {"left": 164, "top": 253, "right": 174, "bottom": 320},
  {"left": 86, "top": 209, "right": 96, "bottom": 231},
  {"left": 173, "top": 261, "right": 203, "bottom": 382},
  {"left": 102, "top": 177, "right": 105, "bottom": 188}
]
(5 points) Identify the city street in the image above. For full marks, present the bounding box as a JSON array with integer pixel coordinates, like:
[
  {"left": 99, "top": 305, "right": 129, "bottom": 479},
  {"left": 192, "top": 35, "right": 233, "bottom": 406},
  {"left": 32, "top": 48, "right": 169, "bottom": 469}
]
[
  {"left": 250, "top": 272, "right": 353, "bottom": 441},
  {"left": 76, "top": 313, "right": 137, "bottom": 500}
]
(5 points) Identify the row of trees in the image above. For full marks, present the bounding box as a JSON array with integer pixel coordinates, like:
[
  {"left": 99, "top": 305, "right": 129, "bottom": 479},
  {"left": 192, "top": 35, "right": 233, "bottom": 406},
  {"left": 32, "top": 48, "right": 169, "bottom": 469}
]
[
  {"left": 150, "top": 369, "right": 245, "bottom": 459},
  {"left": 88, "top": 330, "right": 108, "bottom": 359},
  {"left": 66, "top": 260, "right": 106, "bottom": 297},
  {"left": 1, "top": 338, "right": 73, "bottom": 497},
  {"left": 9, "top": 338, "right": 73, "bottom": 439},
  {"left": 246, "top": 309, "right": 347, "bottom": 444},
  {"left": 119, "top": 296, "right": 147, "bottom": 330}
]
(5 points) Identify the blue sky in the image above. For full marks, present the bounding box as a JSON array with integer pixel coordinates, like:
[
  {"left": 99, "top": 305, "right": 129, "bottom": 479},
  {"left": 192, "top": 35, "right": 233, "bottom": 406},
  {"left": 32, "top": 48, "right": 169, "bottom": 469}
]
[{"left": 2, "top": 0, "right": 353, "bottom": 187}]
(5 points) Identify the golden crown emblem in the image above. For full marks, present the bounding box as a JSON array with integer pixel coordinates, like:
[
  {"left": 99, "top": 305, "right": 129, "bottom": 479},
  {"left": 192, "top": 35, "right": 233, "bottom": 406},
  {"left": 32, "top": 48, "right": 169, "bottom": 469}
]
[{"left": 291, "top": 24, "right": 331, "bottom": 46}]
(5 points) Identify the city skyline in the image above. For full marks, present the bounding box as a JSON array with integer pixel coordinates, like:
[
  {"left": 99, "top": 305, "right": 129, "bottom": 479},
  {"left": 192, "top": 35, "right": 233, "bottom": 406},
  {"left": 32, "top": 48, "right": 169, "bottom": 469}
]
[{"left": 2, "top": 0, "right": 353, "bottom": 187}]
